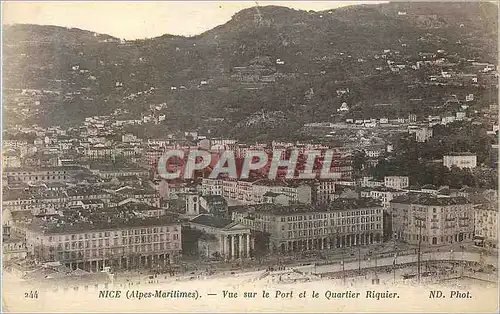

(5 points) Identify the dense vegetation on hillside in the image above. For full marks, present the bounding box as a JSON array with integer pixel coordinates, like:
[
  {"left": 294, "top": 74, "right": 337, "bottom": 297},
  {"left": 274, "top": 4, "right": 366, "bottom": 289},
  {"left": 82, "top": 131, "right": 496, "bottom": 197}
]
[{"left": 3, "top": 3, "right": 498, "bottom": 140}]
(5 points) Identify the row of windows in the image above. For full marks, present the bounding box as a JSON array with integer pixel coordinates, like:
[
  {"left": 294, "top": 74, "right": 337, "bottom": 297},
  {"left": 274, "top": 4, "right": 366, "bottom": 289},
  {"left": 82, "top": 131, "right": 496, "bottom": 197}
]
[
  {"left": 50, "top": 242, "right": 179, "bottom": 255},
  {"left": 281, "top": 209, "right": 381, "bottom": 222},
  {"left": 285, "top": 216, "right": 380, "bottom": 230},
  {"left": 48, "top": 227, "right": 180, "bottom": 242},
  {"left": 52, "top": 235, "right": 179, "bottom": 249},
  {"left": 286, "top": 223, "right": 380, "bottom": 238},
  {"left": 48, "top": 244, "right": 179, "bottom": 260},
  {"left": 8, "top": 171, "right": 69, "bottom": 175}
]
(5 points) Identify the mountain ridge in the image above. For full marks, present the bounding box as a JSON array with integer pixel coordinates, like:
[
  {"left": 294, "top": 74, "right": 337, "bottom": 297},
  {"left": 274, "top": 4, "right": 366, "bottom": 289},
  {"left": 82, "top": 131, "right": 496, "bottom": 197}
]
[{"left": 3, "top": 2, "right": 498, "bottom": 140}]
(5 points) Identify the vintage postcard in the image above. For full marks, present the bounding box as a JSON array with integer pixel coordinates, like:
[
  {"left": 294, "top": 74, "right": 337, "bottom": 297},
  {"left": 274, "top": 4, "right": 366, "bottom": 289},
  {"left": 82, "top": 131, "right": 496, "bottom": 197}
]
[{"left": 1, "top": 1, "right": 498, "bottom": 313}]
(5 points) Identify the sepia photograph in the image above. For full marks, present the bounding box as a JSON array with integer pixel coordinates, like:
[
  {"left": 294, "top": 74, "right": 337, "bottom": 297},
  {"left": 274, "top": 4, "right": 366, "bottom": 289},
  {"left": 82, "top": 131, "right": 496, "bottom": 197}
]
[{"left": 1, "top": 0, "right": 499, "bottom": 312}]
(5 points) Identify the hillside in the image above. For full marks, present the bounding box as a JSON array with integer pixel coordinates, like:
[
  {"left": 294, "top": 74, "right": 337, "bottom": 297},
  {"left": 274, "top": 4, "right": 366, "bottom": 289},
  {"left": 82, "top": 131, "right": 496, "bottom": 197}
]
[{"left": 2, "top": 2, "right": 498, "bottom": 140}]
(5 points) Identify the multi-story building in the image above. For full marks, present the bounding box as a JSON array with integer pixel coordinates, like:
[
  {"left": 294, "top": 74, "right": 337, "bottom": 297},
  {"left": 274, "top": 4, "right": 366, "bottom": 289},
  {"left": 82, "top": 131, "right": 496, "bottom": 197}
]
[
  {"left": 114, "top": 186, "right": 160, "bottom": 207},
  {"left": 384, "top": 176, "right": 409, "bottom": 190},
  {"left": 473, "top": 201, "right": 498, "bottom": 249},
  {"left": 314, "top": 180, "right": 337, "bottom": 204},
  {"left": 67, "top": 186, "right": 113, "bottom": 203},
  {"left": 3, "top": 187, "right": 68, "bottom": 214},
  {"left": 232, "top": 199, "right": 383, "bottom": 253},
  {"left": 415, "top": 127, "right": 433, "bottom": 143},
  {"left": 443, "top": 153, "right": 477, "bottom": 169},
  {"left": 362, "top": 177, "right": 384, "bottom": 188},
  {"left": 2, "top": 225, "right": 27, "bottom": 262},
  {"left": 201, "top": 178, "right": 312, "bottom": 205},
  {"left": 89, "top": 165, "right": 149, "bottom": 179},
  {"left": 200, "top": 195, "right": 228, "bottom": 218},
  {"left": 24, "top": 211, "right": 182, "bottom": 272},
  {"left": 363, "top": 186, "right": 407, "bottom": 208},
  {"left": 390, "top": 194, "right": 474, "bottom": 246},
  {"left": 201, "top": 178, "right": 223, "bottom": 196},
  {"left": 189, "top": 214, "right": 253, "bottom": 260},
  {"left": 3, "top": 166, "right": 87, "bottom": 184}
]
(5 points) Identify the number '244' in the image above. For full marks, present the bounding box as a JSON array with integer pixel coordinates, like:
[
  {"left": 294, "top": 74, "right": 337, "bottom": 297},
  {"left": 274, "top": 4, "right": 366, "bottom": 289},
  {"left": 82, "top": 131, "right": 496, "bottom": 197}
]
[{"left": 25, "top": 291, "right": 38, "bottom": 299}]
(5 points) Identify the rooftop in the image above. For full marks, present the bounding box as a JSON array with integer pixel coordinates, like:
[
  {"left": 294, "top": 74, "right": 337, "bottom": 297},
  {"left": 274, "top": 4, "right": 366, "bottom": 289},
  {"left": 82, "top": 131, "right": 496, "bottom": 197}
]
[
  {"left": 25, "top": 212, "right": 180, "bottom": 235},
  {"left": 237, "top": 198, "right": 381, "bottom": 215},
  {"left": 390, "top": 194, "right": 470, "bottom": 206},
  {"left": 189, "top": 214, "right": 232, "bottom": 229},
  {"left": 4, "top": 166, "right": 86, "bottom": 173},
  {"left": 201, "top": 195, "right": 227, "bottom": 203},
  {"left": 445, "top": 152, "right": 476, "bottom": 156}
]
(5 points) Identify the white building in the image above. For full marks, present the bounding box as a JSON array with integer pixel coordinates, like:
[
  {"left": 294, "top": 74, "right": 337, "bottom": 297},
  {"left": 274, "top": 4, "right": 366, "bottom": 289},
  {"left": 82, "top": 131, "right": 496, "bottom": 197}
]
[
  {"left": 391, "top": 194, "right": 474, "bottom": 246},
  {"left": 201, "top": 179, "right": 312, "bottom": 205},
  {"left": 384, "top": 176, "right": 409, "bottom": 190},
  {"left": 337, "top": 102, "right": 350, "bottom": 113},
  {"left": 443, "top": 153, "right": 477, "bottom": 169},
  {"left": 474, "top": 203, "right": 498, "bottom": 249},
  {"left": 415, "top": 127, "right": 433, "bottom": 142},
  {"left": 189, "top": 214, "right": 252, "bottom": 260}
]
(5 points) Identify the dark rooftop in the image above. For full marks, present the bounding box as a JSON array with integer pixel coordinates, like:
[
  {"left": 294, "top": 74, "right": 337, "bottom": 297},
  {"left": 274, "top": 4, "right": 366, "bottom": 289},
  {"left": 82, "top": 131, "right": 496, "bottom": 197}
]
[
  {"left": 25, "top": 212, "right": 180, "bottom": 235},
  {"left": 189, "top": 214, "right": 232, "bottom": 229},
  {"left": 390, "top": 194, "right": 471, "bottom": 206},
  {"left": 201, "top": 195, "right": 227, "bottom": 203},
  {"left": 234, "top": 198, "right": 381, "bottom": 215}
]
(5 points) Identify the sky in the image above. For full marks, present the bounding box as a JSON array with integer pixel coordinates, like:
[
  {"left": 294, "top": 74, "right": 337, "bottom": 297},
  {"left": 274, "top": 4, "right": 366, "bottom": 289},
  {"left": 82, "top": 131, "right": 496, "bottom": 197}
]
[{"left": 2, "top": 1, "right": 386, "bottom": 40}]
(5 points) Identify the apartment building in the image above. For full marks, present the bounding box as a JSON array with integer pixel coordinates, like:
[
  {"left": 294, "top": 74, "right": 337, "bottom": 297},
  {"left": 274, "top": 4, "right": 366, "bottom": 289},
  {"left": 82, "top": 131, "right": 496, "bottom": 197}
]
[
  {"left": 232, "top": 199, "right": 383, "bottom": 253},
  {"left": 314, "top": 180, "right": 337, "bottom": 204},
  {"left": 3, "top": 225, "right": 27, "bottom": 262},
  {"left": 390, "top": 194, "right": 474, "bottom": 246},
  {"left": 473, "top": 200, "right": 498, "bottom": 249},
  {"left": 3, "top": 166, "right": 87, "bottom": 184},
  {"left": 24, "top": 212, "right": 182, "bottom": 272},
  {"left": 415, "top": 127, "right": 433, "bottom": 143},
  {"left": 443, "top": 153, "right": 477, "bottom": 169},
  {"left": 201, "top": 178, "right": 312, "bottom": 205},
  {"left": 384, "top": 176, "right": 409, "bottom": 190},
  {"left": 362, "top": 186, "right": 407, "bottom": 208}
]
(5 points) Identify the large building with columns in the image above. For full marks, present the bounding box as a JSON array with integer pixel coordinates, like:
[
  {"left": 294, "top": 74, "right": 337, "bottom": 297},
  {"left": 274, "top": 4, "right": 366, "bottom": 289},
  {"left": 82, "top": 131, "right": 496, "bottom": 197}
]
[
  {"left": 189, "top": 214, "right": 253, "bottom": 260},
  {"left": 23, "top": 212, "right": 182, "bottom": 272},
  {"left": 232, "top": 199, "right": 384, "bottom": 254}
]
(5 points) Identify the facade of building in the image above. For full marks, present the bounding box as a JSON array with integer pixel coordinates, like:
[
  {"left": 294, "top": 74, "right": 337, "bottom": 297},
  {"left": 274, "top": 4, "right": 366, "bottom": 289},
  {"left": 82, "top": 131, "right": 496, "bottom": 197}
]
[
  {"left": 443, "top": 153, "right": 477, "bottom": 169},
  {"left": 201, "top": 178, "right": 312, "bottom": 205},
  {"left": 3, "top": 225, "right": 28, "bottom": 262},
  {"left": 4, "top": 166, "right": 87, "bottom": 184},
  {"left": 390, "top": 194, "right": 474, "bottom": 246},
  {"left": 232, "top": 199, "right": 383, "bottom": 254},
  {"left": 366, "top": 187, "right": 407, "bottom": 208},
  {"left": 474, "top": 202, "right": 498, "bottom": 249},
  {"left": 200, "top": 195, "right": 229, "bottom": 218},
  {"left": 314, "top": 180, "right": 337, "bottom": 204},
  {"left": 24, "top": 214, "right": 182, "bottom": 271},
  {"left": 415, "top": 127, "right": 433, "bottom": 142},
  {"left": 384, "top": 176, "right": 409, "bottom": 190},
  {"left": 189, "top": 214, "right": 253, "bottom": 260}
]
